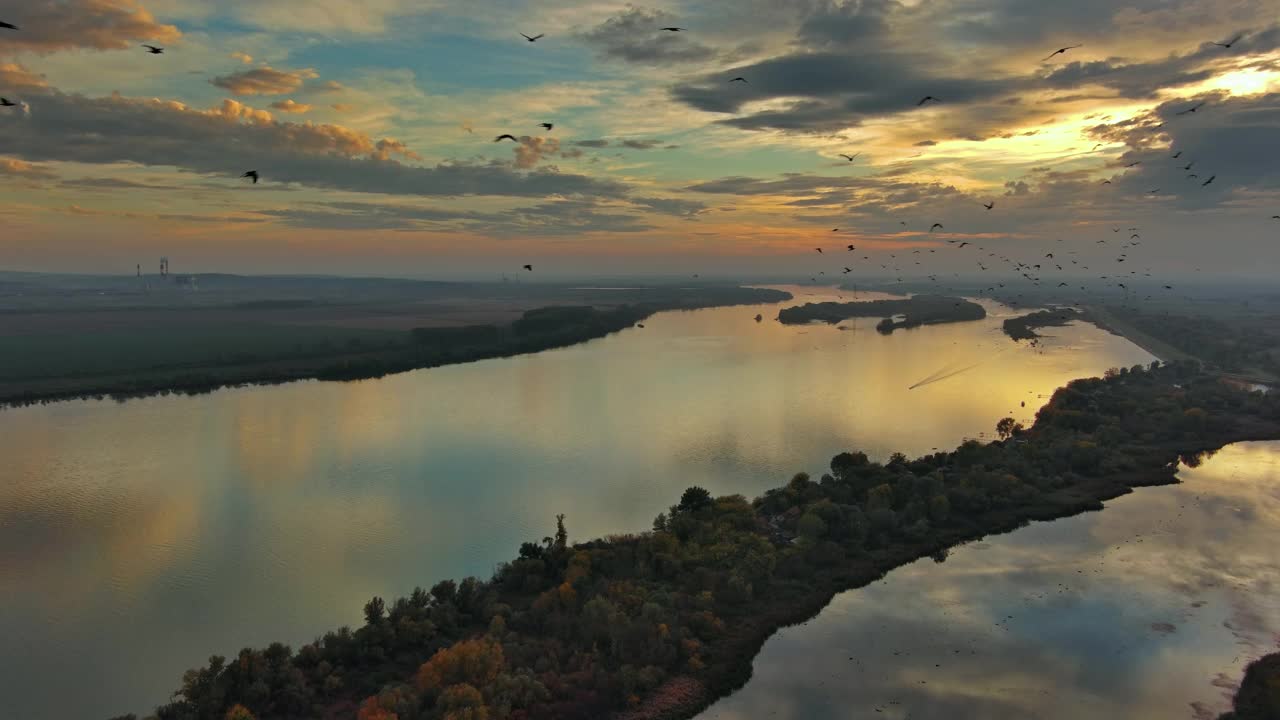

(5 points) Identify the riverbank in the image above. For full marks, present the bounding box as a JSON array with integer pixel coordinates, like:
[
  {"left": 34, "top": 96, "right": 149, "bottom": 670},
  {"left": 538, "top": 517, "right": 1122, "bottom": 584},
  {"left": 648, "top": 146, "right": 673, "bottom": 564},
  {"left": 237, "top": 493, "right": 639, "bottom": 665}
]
[
  {"left": 132, "top": 362, "right": 1280, "bottom": 720},
  {"left": 0, "top": 286, "right": 789, "bottom": 407}
]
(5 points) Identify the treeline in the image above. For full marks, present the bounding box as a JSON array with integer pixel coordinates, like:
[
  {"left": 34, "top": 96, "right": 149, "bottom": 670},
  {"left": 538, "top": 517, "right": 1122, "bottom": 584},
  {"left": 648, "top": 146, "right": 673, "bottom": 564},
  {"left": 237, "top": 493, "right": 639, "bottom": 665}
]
[
  {"left": 3, "top": 287, "right": 789, "bottom": 407},
  {"left": 778, "top": 295, "right": 985, "bottom": 334},
  {"left": 116, "top": 362, "right": 1280, "bottom": 720},
  {"left": 1105, "top": 307, "right": 1280, "bottom": 380},
  {"left": 1218, "top": 653, "right": 1280, "bottom": 720}
]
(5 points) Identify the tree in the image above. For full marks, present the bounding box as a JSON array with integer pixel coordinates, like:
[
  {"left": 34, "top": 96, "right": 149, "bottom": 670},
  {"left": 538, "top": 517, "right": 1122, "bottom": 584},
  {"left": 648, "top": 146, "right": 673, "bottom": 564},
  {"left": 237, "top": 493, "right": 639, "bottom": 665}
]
[
  {"left": 996, "top": 417, "right": 1024, "bottom": 441},
  {"left": 554, "top": 514, "right": 568, "bottom": 550},
  {"left": 225, "top": 706, "right": 257, "bottom": 720},
  {"left": 416, "top": 638, "right": 506, "bottom": 693},
  {"left": 677, "top": 486, "right": 713, "bottom": 513},
  {"left": 438, "top": 683, "right": 489, "bottom": 720},
  {"left": 363, "top": 596, "right": 386, "bottom": 626}
]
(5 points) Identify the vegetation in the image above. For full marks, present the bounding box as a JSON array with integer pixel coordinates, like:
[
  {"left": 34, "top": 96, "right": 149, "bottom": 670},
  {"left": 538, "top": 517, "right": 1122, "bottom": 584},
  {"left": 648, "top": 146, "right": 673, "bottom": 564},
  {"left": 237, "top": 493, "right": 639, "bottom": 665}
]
[
  {"left": 119, "top": 362, "right": 1280, "bottom": 720},
  {"left": 1097, "top": 306, "right": 1280, "bottom": 381},
  {"left": 778, "top": 295, "right": 985, "bottom": 334},
  {"left": 1003, "top": 308, "right": 1083, "bottom": 342},
  {"left": 1219, "top": 653, "right": 1280, "bottom": 720},
  {"left": 0, "top": 287, "right": 789, "bottom": 407}
]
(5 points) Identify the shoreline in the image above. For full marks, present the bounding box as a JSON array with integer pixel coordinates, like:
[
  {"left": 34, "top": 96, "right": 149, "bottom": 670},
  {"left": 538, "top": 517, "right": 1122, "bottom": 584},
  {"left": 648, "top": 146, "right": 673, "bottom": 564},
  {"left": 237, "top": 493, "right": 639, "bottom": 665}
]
[{"left": 0, "top": 289, "right": 789, "bottom": 409}]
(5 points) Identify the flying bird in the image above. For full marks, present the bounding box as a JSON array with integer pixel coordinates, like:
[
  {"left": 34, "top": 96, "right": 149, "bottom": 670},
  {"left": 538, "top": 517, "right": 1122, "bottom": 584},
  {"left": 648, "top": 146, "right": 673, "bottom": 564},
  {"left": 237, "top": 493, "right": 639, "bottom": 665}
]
[
  {"left": 729, "top": 77, "right": 748, "bottom": 83},
  {"left": 520, "top": 33, "right": 545, "bottom": 42},
  {"left": 1042, "top": 45, "right": 1082, "bottom": 61},
  {"left": 1101, "top": 180, "right": 1112, "bottom": 184},
  {"left": 930, "top": 223, "right": 944, "bottom": 231},
  {"left": 0, "top": 98, "right": 15, "bottom": 107},
  {"left": 983, "top": 201, "right": 994, "bottom": 210},
  {"left": 1130, "top": 233, "right": 1140, "bottom": 239},
  {"left": 1172, "top": 151, "right": 1183, "bottom": 159},
  {"left": 539, "top": 123, "right": 554, "bottom": 131},
  {"left": 958, "top": 242, "right": 971, "bottom": 248},
  {"left": 241, "top": 170, "right": 259, "bottom": 184},
  {"left": 1183, "top": 161, "right": 1195, "bottom": 170},
  {"left": 839, "top": 153, "right": 860, "bottom": 162},
  {"left": 142, "top": 45, "right": 164, "bottom": 54},
  {"left": 1213, "top": 34, "right": 1244, "bottom": 48},
  {"left": 0, "top": 21, "right": 19, "bottom": 30},
  {"left": 1201, "top": 175, "right": 1216, "bottom": 186},
  {"left": 523, "top": 264, "right": 533, "bottom": 271},
  {"left": 660, "top": 27, "right": 686, "bottom": 32},
  {"left": 1176, "top": 102, "right": 1205, "bottom": 115},
  {"left": 1124, "top": 161, "right": 1141, "bottom": 167},
  {"left": 847, "top": 245, "right": 856, "bottom": 251},
  {"left": 494, "top": 134, "right": 518, "bottom": 142},
  {"left": 1272, "top": 215, "right": 1280, "bottom": 219},
  {"left": 815, "top": 247, "right": 823, "bottom": 253},
  {"left": 917, "top": 96, "right": 940, "bottom": 106}
]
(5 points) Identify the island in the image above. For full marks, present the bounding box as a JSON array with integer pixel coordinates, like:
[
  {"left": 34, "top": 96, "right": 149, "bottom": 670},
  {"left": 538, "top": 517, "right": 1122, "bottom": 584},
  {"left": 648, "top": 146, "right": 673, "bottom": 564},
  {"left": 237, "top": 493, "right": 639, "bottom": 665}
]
[
  {"left": 112, "top": 361, "right": 1280, "bottom": 720},
  {"left": 778, "top": 295, "right": 986, "bottom": 334},
  {"left": 0, "top": 277, "right": 789, "bottom": 407},
  {"left": 1218, "top": 653, "right": 1280, "bottom": 719},
  {"left": 1002, "top": 307, "right": 1085, "bottom": 341}
]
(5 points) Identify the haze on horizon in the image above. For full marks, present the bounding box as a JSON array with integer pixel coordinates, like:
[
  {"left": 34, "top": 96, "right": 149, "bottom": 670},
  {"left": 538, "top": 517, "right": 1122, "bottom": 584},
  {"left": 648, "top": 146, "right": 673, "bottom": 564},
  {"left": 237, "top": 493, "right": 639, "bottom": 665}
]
[{"left": 0, "top": 0, "right": 1278, "bottom": 280}]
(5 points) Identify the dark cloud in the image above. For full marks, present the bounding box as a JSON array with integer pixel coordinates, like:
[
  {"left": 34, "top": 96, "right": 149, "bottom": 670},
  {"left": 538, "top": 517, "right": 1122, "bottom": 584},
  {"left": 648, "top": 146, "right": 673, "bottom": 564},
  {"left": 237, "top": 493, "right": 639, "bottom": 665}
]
[
  {"left": 619, "top": 139, "right": 663, "bottom": 150},
  {"left": 0, "top": 90, "right": 629, "bottom": 199},
  {"left": 796, "top": 0, "right": 898, "bottom": 48},
  {"left": 571, "top": 139, "right": 610, "bottom": 148},
  {"left": 577, "top": 7, "right": 718, "bottom": 64},
  {"left": 631, "top": 196, "right": 707, "bottom": 217},
  {"left": 59, "top": 177, "right": 183, "bottom": 191},
  {"left": 914, "top": 140, "right": 938, "bottom": 147}
]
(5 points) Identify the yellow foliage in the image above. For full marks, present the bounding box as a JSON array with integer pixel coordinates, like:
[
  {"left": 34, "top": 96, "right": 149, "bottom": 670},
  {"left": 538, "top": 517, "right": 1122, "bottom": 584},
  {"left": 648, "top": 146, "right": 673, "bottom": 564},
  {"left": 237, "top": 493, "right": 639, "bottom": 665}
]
[
  {"left": 556, "top": 581, "right": 578, "bottom": 608},
  {"left": 415, "top": 638, "right": 506, "bottom": 693},
  {"left": 356, "top": 696, "right": 399, "bottom": 720},
  {"left": 224, "top": 705, "right": 257, "bottom": 720}
]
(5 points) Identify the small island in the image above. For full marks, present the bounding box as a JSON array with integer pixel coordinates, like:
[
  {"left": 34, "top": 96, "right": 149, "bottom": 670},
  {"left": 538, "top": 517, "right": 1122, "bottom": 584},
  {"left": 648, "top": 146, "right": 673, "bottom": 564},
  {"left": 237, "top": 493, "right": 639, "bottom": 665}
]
[
  {"left": 117, "top": 362, "right": 1280, "bottom": 720},
  {"left": 778, "top": 295, "right": 986, "bottom": 334},
  {"left": 1003, "top": 308, "right": 1084, "bottom": 341}
]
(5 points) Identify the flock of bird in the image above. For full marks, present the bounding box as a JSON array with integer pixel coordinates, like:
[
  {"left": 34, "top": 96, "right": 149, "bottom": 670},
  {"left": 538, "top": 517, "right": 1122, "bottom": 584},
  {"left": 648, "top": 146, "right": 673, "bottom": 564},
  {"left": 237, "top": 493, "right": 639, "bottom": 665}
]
[{"left": 0, "top": 19, "right": 1275, "bottom": 286}]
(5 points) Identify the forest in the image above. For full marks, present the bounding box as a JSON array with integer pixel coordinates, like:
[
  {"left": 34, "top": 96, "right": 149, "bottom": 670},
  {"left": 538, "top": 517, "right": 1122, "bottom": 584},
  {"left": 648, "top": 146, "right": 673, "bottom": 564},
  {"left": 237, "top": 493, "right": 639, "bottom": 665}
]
[
  {"left": 1002, "top": 308, "right": 1084, "bottom": 341},
  {"left": 111, "top": 362, "right": 1280, "bottom": 720},
  {"left": 1218, "top": 652, "right": 1280, "bottom": 719},
  {"left": 778, "top": 295, "right": 985, "bottom": 333}
]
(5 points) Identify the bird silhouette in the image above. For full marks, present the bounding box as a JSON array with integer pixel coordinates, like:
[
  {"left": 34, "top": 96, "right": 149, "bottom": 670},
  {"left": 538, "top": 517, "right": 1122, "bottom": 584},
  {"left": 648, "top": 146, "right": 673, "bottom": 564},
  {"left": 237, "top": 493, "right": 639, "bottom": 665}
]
[
  {"left": 1172, "top": 151, "right": 1183, "bottom": 159},
  {"left": 958, "top": 242, "right": 971, "bottom": 248},
  {"left": 241, "top": 170, "right": 259, "bottom": 184},
  {"left": 523, "top": 264, "right": 533, "bottom": 271},
  {"left": 917, "top": 96, "right": 939, "bottom": 106},
  {"left": 930, "top": 223, "right": 944, "bottom": 231},
  {"left": 815, "top": 247, "right": 823, "bottom": 253},
  {"left": 520, "top": 33, "right": 545, "bottom": 42},
  {"left": 839, "top": 153, "right": 860, "bottom": 162},
  {"left": 142, "top": 45, "right": 164, "bottom": 54},
  {"left": 983, "top": 201, "right": 994, "bottom": 210},
  {"left": 0, "top": 21, "right": 18, "bottom": 30},
  {"left": 1101, "top": 179, "right": 1112, "bottom": 184},
  {"left": 0, "top": 98, "right": 15, "bottom": 107},
  {"left": 1042, "top": 45, "right": 1082, "bottom": 61},
  {"left": 847, "top": 245, "right": 855, "bottom": 251},
  {"left": 660, "top": 27, "right": 686, "bottom": 32},
  {"left": 1124, "top": 161, "right": 1141, "bottom": 167},
  {"left": 539, "top": 123, "right": 554, "bottom": 131},
  {"left": 1176, "top": 102, "right": 1205, "bottom": 115},
  {"left": 494, "top": 134, "right": 518, "bottom": 142},
  {"left": 1130, "top": 234, "right": 1140, "bottom": 239},
  {"left": 1201, "top": 175, "right": 1216, "bottom": 186},
  {"left": 729, "top": 77, "right": 748, "bottom": 83},
  {"left": 1213, "top": 34, "right": 1244, "bottom": 48}
]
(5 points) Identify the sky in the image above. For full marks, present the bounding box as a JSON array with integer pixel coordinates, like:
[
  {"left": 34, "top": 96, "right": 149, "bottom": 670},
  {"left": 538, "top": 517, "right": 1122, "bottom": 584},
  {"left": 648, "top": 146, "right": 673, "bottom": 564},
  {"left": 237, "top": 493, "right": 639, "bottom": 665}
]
[{"left": 0, "top": 0, "right": 1278, "bottom": 279}]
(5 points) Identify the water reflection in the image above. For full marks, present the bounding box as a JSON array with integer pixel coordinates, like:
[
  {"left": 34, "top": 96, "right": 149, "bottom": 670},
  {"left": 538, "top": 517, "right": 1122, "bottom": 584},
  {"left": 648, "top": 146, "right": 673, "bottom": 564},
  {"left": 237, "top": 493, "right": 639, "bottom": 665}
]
[
  {"left": 698, "top": 441, "right": 1280, "bottom": 720},
  {"left": 0, "top": 286, "right": 1156, "bottom": 719}
]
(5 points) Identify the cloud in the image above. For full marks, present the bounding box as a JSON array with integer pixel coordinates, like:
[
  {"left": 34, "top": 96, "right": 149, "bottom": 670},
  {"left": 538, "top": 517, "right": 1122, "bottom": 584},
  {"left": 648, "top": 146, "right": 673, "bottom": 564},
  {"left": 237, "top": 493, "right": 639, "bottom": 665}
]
[
  {"left": 578, "top": 7, "right": 718, "bottom": 65},
  {"left": 0, "top": 157, "right": 56, "bottom": 179},
  {"left": 269, "top": 99, "right": 312, "bottom": 113},
  {"left": 0, "top": 0, "right": 180, "bottom": 54},
  {"left": 59, "top": 176, "right": 184, "bottom": 191},
  {"left": 0, "top": 90, "right": 630, "bottom": 199},
  {"left": 513, "top": 135, "right": 562, "bottom": 169},
  {"left": 572, "top": 139, "right": 610, "bottom": 148},
  {"left": 619, "top": 139, "right": 662, "bottom": 150},
  {"left": 0, "top": 62, "right": 50, "bottom": 91},
  {"left": 210, "top": 66, "right": 319, "bottom": 96},
  {"left": 230, "top": 52, "right": 254, "bottom": 65},
  {"left": 632, "top": 196, "right": 707, "bottom": 218}
]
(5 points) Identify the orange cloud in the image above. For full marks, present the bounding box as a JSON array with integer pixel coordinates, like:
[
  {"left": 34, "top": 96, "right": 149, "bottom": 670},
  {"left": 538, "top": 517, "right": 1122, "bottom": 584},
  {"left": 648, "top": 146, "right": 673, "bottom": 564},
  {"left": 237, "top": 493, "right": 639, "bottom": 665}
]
[
  {"left": 231, "top": 52, "right": 254, "bottom": 65},
  {"left": 0, "top": 158, "right": 55, "bottom": 180},
  {"left": 0, "top": 62, "right": 49, "bottom": 91},
  {"left": 0, "top": 0, "right": 180, "bottom": 55},
  {"left": 270, "top": 99, "right": 312, "bottom": 114},
  {"left": 211, "top": 65, "right": 319, "bottom": 96}
]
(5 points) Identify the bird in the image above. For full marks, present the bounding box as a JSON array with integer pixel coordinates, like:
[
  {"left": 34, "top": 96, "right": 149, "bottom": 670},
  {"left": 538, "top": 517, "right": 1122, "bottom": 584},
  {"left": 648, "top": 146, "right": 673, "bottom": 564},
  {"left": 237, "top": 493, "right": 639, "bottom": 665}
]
[
  {"left": 1148, "top": 188, "right": 1161, "bottom": 194},
  {"left": 1172, "top": 151, "right": 1183, "bottom": 159},
  {"left": 1101, "top": 180, "right": 1112, "bottom": 184},
  {"left": 1125, "top": 161, "right": 1141, "bottom": 167},
  {"left": 930, "top": 223, "right": 944, "bottom": 231},
  {"left": 520, "top": 33, "right": 544, "bottom": 42},
  {"left": 241, "top": 170, "right": 259, "bottom": 184},
  {"left": 847, "top": 245, "right": 856, "bottom": 251},
  {"left": 1183, "top": 161, "right": 1195, "bottom": 170},
  {"left": 983, "top": 201, "right": 995, "bottom": 210},
  {"left": 1176, "top": 102, "right": 1205, "bottom": 115},
  {"left": 1272, "top": 216, "right": 1280, "bottom": 220},
  {"left": 1201, "top": 175, "right": 1216, "bottom": 186},
  {"left": 1130, "top": 234, "right": 1141, "bottom": 239},
  {"left": 142, "top": 45, "right": 164, "bottom": 54},
  {"left": 831, "top": 228, "right": 840, "bottom": 232},
  {"left": 917, "top": 96, "right": 940, "bottom": 106},
  {"left": 1187, "top": 174, "right": 1198, "bottom": 179},
  {"left": 660, "top": 27, "right": 686, "bottom": 32},
  {"left": 729, "top": 77, "right": 748, "bottom": 83},
  {"left": 1213, "top": 34, "right": 1244, "bottom": 48},
  {"left": 0, "top": 21, "right": 18, "bottom": 30},
  {"left": 958, "top": 242, "right": 971, "bottom": 248},
  {"left": 0, "top": 98, "right": 15, "bottom": 107},
  {"left": 839, "top": 153, "right": 860, "bottom": 162},
  {"left": 539, "top": 123, "right": 554, "bottom": 131},
  {"left": 1164, "top": 285, "right": 1174, "bottom": 289},
  {"left": 1045, "top": 253, "right": 1054, "bottom": 259},
  {"left": 494, "top": 134, "right": 518, "bottom": 142},
  {"left": 815, "top": 247, "right": 823, "bottom": 253},
  {"left": 1042, "top": 45, "right": 1082, "bottom": 61},
  {"left": 523, "top": 264, "right": 533, "bottom": 271}
]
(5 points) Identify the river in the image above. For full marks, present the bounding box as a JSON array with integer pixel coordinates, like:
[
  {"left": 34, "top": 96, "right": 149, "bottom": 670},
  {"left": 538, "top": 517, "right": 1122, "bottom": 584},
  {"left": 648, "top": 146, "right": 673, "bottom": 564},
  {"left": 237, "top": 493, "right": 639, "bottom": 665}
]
[{"left": 5, "top": 285, "right": 1268, "bottom": 720}]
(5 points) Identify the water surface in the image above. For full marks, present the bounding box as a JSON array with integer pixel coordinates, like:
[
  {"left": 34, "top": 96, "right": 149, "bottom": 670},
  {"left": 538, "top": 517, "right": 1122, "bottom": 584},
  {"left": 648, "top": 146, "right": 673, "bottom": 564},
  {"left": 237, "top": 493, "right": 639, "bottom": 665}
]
[{"left": 0, "top": 286, "right": 1158, "bottom": 718}]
